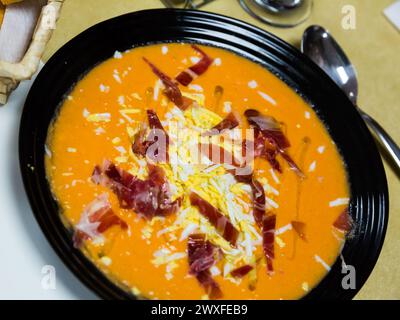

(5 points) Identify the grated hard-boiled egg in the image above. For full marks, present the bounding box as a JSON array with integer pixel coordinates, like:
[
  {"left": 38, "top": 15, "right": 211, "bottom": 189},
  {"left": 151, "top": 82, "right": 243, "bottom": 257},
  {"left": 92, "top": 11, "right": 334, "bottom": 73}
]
[{"left": 131, "top": 100, "right": 277, "bottom": 278}]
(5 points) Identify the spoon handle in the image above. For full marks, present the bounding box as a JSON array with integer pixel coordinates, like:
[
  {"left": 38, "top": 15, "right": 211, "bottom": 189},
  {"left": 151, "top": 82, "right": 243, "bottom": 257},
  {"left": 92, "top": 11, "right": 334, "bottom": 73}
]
[{"left": 357, "top": 106, "right": 400, "bottom": 171}]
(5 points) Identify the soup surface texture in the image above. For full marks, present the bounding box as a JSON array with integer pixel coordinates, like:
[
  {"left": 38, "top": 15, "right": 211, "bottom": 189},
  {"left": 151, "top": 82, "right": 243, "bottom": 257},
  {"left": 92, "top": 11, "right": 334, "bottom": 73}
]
[{"left": 46, "top": 43, "right": 350, "bottom": 300}]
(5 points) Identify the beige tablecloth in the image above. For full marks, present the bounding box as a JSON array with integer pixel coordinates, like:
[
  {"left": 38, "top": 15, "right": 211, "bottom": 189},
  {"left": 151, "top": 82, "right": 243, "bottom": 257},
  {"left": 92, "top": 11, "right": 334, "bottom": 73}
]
[{"left": 43, "top": 0, "right": 400, "bottom": 300}]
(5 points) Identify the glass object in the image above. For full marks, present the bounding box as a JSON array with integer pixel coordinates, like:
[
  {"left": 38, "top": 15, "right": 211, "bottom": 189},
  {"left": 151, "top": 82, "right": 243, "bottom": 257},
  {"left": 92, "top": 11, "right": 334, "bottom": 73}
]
[
  {"left": 240, "top": 0, "right": 313, "bottom": 27},
  {"left": 161, "top": 0, "right": 216, "bottom": 9}
]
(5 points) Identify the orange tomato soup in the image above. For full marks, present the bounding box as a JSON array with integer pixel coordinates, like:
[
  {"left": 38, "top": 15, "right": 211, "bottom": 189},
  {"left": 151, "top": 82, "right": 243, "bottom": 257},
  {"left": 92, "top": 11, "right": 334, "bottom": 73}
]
[{"left": 46, "top": 43, "right": 350, "bottom": 300}]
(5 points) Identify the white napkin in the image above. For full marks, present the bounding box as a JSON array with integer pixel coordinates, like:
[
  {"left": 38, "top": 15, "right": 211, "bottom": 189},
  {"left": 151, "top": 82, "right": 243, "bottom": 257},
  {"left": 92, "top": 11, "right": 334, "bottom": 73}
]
[
  {"left": 0, "top": 0, "right": 47, "bottom": 63},
  {"left": 384, "top": 0, "right": 400, "bottom": 31}
]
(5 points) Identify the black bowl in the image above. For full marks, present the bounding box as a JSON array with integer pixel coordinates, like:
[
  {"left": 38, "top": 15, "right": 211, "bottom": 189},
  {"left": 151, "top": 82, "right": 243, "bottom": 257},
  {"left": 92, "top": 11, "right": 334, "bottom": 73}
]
[{"left": 19, "top": 9, "right": 388, "bottom": 300}]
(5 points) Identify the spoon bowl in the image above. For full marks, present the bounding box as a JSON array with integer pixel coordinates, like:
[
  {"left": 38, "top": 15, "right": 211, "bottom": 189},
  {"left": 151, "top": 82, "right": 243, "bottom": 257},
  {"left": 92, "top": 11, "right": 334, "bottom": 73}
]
[
  {"left": 301, "top": 25, "right": 358, "bottom": 104},
  {"left": 301, "top": 24, "right": 400, "bottom": 173}
]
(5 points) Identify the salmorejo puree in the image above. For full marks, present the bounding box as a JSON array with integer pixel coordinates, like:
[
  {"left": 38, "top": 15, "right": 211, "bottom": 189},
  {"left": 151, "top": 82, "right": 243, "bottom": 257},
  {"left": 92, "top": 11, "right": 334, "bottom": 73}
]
[{"left": 45, "top": 43, "right": 352, "bottom": 300}]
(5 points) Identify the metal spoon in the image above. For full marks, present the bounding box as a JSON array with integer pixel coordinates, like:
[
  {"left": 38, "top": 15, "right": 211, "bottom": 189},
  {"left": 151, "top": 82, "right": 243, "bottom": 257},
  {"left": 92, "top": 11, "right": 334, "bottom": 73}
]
[{"left": 301, "top": 25, "right": 400, "bottom": 173}]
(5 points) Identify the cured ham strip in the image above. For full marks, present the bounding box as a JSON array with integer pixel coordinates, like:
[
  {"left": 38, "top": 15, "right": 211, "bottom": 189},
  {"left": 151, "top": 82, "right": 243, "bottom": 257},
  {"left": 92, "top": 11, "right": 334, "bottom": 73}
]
[
  {"left": 231, "top": 265, "right": 254, "bottom": 278},
  {"left": 244, "top": 109, "right": 304, "bottom": 177},
  {"left": 291, "top": 221, "right": 307, "bottom": 241},
  {"left": 201, "top": 112, "right": 239, "bottom": 136},
  {"left": 73, "top": 193, "right": 128, "bottom": 248},
  {"left": 147, "top": 109, "right": 167, "bottom": 134},
  {"left": 245, "top": 109, "right": 290, "bottom": 150},
  {"left": 143, "top": 57, "right": 192, "bottom": 110},
  {"left": 245, "top": 177, "right": 277, "bottom": 273},
  {"left": 188, "top": 233, "right": 216, "bottom": 274},
  {"left": 176, "top": 45, "right": 213, "bottom": 86},
  {"left": 131, "top": 126, "right": 151, "bottom": 157},
  {"left": 146, "top": 109, "right": 170, "bottom": 162},
  {"left": 175, "top": 71, "right": 192, "bottom": 87},
  {"left": 189, "top": 192, "right": 239, "bottom": 246},
  {"left": 333, "top": 207, "right": 353, "bottom": 233},
  {"left": 188, "top": 234, "right": 222, "bottom": 299},
  {"left": 250, "top": 180, "right": 266, "bottom": 228},
  {"left": 131, "top": 110, "right": 169, "bottom": 162},
  {"left": 195, "top": 271, "right": 223, "bottom": 300},
  {"left": 262, "top": 214, "right": 276, "bottom": 273},
  {"left": 280, "top": 152, "right": 305, "bottom": 178},
  {"left": 243, "top": 135, "right": 282, "bottom": 173},
  {"left": 189, "top": 45, "right": 214, "bottom": 76},
  {"left": 261, "top": 146, "right": 281, "bottom": 173},
  {"left": 232, "top": 171, "right": 253, "bottom": 184},
  {"left": 92, "top": 161, "right": 181, "bottom": 220}
]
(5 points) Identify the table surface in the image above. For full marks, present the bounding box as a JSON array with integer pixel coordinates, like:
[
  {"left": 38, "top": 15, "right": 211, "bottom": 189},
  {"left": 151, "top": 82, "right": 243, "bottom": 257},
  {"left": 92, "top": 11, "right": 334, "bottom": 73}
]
[
  {"left": 0, "top": 66, "right": 97, "bottom": 299},
  {"left": 7, "top": 0, "right": 399, "bottom": 299}
]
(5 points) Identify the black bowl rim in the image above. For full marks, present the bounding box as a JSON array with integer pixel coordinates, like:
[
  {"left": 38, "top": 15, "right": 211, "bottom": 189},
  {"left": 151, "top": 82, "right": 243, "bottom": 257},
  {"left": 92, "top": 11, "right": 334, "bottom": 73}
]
[{"left": 19, "top": 8, "right": 389, "bottom": 300}]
